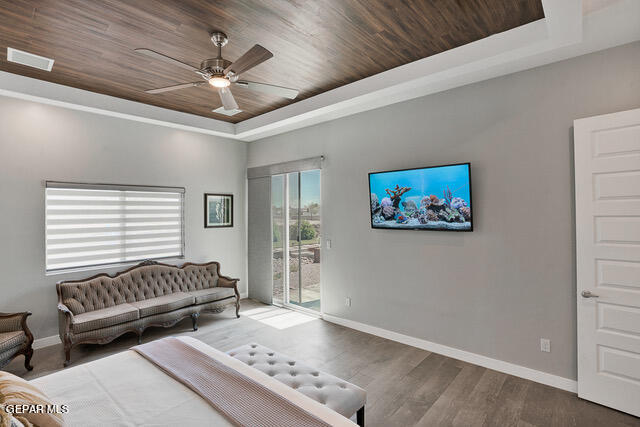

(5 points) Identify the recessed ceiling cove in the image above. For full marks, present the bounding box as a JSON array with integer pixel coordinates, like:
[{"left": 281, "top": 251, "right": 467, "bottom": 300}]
[{"left": 0, "top": 0, "right": 544, "bottom": 123}]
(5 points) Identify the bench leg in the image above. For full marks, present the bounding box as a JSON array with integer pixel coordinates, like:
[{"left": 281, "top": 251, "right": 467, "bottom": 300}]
[
  {"left": 357, "top": 406, "right": 365, "bottom": 427},
  {"left": 191, "top": 313, "right": 199, "bottom": 331}
]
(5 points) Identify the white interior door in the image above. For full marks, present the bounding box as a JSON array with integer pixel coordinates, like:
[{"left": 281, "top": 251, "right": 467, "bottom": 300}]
[{"left": 574, "top": 108, "right": 640, "bottom": 417}]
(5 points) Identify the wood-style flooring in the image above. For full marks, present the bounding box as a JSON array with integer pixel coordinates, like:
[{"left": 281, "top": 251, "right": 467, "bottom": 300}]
[{"left": 5, "top": 300, "right": 638, "bottom": 426}]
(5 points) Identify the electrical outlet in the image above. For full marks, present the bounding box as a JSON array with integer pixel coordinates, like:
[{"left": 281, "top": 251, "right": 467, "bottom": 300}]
[
  {"left": 345, "top": 297, "right": 351, "bottom": 307},
  {"left": 540, "top": 338, "right": 551, "bottom": 353},
  {"left": 326, "top": 239, "right": 332, "bottom": 249}
]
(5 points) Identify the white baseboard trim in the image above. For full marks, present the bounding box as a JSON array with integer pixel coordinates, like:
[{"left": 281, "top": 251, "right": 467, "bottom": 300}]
[
  {"left": 33, "top": 296, "right": 249, "bottom": 350},
  {"left": 33, "top": 335, "right": 61, "bottom": 350},
  {"left": 322, "top": 314, "right": 577, "bottom": 393}
]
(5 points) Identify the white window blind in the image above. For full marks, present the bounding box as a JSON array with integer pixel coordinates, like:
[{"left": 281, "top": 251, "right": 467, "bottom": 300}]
[{"left": 45, "top": 182, "right": 185, "bottom": 273}]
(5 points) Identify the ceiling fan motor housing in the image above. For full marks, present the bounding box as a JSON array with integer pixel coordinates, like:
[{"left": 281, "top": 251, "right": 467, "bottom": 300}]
[
  {"left": 200, "top": 58, "right": 231, "bottom": 77},
  {"left": 200, "top": 32, "right": 231, "bottom": 80}
]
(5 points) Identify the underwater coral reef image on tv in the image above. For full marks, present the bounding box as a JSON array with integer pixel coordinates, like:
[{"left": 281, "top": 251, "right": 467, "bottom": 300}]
[{"left": 369, "top": 163, "right": 472, "bottom": 231}]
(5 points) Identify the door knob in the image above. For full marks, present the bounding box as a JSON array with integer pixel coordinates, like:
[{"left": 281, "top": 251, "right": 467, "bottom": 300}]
[{"left": 581, "top": 290, "right": 599, "bottom": 298}]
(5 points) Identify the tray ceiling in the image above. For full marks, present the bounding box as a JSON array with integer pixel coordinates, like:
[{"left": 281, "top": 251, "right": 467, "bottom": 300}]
[{"left": 0, "top": 1, "right": 544, "bottom": 123}]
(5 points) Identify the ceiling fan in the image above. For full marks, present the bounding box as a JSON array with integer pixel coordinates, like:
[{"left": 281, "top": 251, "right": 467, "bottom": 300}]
[{"left": 135, "top": 32, "right": 298, "bottom": 111}]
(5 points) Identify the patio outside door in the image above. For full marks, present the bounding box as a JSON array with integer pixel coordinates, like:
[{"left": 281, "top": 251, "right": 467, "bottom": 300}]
[{"left": 272, "top": 170, "right": 321, "bottom": 313}]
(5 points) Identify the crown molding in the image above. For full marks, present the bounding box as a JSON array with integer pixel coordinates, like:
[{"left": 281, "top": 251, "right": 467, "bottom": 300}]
[{"left": 0, "top": 72, "right": 235, "bottom": 138}]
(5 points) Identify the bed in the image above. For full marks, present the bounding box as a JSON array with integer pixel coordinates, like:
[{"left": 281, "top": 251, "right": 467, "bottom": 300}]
[{"left": 31, "top": 336, "right": 356, "bottom": 426}]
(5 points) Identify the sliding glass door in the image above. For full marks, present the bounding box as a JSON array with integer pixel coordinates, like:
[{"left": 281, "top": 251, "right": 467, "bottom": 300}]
[
  {"left": 271, "top": 174, "right": 286, "bottom": 305},
  {"left": 272, "top": 170, "right": 321, "bottom": 312}
]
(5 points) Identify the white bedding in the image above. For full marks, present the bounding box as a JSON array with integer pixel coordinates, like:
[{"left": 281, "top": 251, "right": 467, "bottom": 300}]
[{"left": 32, "top": 336, "right": 355, "bottom": 426}]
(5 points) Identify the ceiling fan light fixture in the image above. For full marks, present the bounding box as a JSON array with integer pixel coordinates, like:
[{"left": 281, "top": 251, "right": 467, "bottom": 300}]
[{"left": 209, "top": 76, "right": 230, "bottom": 88}]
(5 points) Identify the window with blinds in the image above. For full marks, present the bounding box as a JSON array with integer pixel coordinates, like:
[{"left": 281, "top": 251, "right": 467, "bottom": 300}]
[{"left": 45, "top": 182, "right": 185, "bottom": 273}]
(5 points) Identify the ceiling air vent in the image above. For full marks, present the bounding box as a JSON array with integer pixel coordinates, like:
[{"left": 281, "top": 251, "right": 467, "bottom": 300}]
[
  {"left": 7, "top": 48, "right": 54, "bottom": 71},
  {"left": 212, "top": 106, "right": 242, "bottom": 116}
]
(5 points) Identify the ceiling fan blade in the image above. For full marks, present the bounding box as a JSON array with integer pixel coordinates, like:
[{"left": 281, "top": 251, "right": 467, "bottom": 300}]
[
  {"left": 218, "top": 87, "right": 239, "bottom": 110},
  {"left": 135, "top": 48, "right": 198, "bottom": 72},
  {"left": 234, "top": 80, "right": 298, "bottom": 99},
  {"left": 145, "top": 82, "right": 205, "bottom": 94},
  {"left": 224, "top": 44, "right": 273, "bottom": 76}
]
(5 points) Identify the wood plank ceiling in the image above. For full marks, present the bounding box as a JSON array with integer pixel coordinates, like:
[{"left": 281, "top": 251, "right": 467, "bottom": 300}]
[{"left": 0, "top": 1, "right": 544, "bottom": 123}]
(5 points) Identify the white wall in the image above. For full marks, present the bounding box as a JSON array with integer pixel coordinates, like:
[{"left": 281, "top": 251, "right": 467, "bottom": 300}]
[
  {"left": 0, "top": 97, "right": 247, "bottom": 338},
  {"left": 247, "top": 41, "right": 640, "bottom": 380}
]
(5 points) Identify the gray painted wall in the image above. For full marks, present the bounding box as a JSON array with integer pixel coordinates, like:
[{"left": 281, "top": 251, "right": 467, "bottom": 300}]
[
  {"left": 0, "top": 96, "right": 247, "bottom": 338},
  {"left": 247, "top": 41, "right": 640, "bottom": 380}
]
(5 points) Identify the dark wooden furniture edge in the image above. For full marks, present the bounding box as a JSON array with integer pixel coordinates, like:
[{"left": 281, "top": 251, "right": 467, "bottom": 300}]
[
  {"left": 0, "top": 311, "right": 34, "bottom": 371},
  {"left": 56, "top": 260, "right": 240, "bottom": 367},
  {"left": 55, "top": 260, "right": 225, "bottom": 285}
]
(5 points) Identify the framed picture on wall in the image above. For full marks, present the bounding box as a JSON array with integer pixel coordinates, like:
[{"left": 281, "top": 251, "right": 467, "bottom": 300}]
[{"left": 204, "top": 193, "right": 233, "bottom": 228}]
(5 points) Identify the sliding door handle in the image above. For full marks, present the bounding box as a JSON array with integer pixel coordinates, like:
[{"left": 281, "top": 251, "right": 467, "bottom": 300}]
[{"left": 581, "top": 290, "right": 599, "bottom": 298}]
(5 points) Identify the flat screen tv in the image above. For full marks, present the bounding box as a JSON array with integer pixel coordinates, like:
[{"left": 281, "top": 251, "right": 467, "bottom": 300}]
[{"left": 369, "top": 163, "right": 472, "bottom": 231}]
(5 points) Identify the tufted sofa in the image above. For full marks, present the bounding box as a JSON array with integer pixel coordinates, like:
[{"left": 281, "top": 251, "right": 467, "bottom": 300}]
[{"left": 57, "top": 260, "right": 239, "bottom": 366}]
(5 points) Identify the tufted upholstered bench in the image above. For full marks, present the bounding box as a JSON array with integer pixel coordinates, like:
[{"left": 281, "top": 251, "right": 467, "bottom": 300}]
[
  {"left": 228, "top": 343, "right": 366, "bottom": 426},
  {"left": 57, "top": 260, "right": 239, "bottom": 367}
]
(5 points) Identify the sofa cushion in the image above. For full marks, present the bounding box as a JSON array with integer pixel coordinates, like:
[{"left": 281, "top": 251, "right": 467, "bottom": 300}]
[
  {"left": 0, "top": 331, "right": 25, "bottom": 352},
  {"left": 71, "top": 303, "right": 139, "bottom": 334},
  {"left": 0, "top": 346, "right": 23, "bottom": 369},
  {"left": 189, "top": 287, "right": 235, "bottom": 304},
  {"left": 131, "top": 292, "right": 195, "bottom": 317},
  {"left": 63, "top": 297, "right": 86, "bottom": 315}
]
